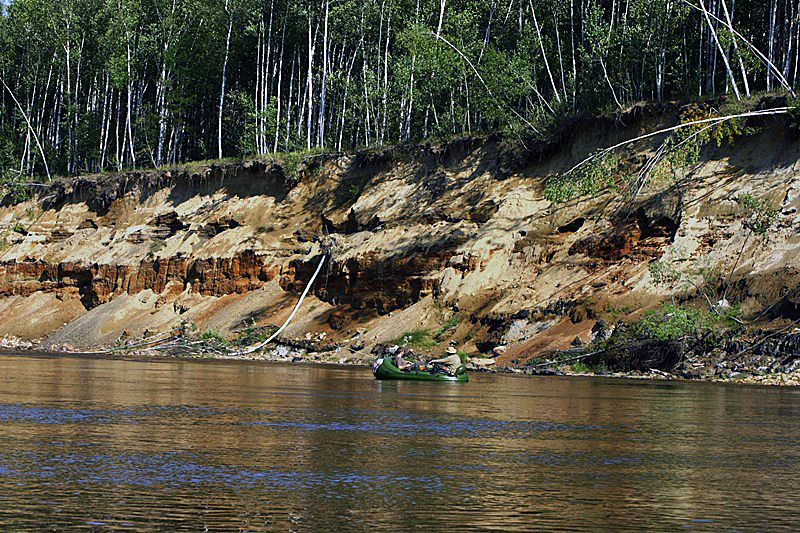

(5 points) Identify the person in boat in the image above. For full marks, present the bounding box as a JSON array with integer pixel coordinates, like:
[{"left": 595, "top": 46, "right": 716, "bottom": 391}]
[
  {"left": 427, "top": 346, "right": 462, "bottom": 375},
  {"left": 393, "top": 350, "right": 414, "bottom": 371}
]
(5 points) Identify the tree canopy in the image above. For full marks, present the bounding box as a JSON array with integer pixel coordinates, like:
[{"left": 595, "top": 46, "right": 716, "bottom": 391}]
[{"left": 0, "top": 0, "right": 797, "bottom": 178}]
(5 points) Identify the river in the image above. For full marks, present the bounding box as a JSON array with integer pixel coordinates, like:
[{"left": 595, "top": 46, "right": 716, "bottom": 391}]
[{"left": 1, "top": 354, "right": 799, "bottom": 532}]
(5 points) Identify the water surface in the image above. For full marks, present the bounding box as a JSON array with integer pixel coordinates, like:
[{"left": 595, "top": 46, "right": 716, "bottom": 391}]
[{"left": 1, "top": 354, "right": 799, "bottom": 531}]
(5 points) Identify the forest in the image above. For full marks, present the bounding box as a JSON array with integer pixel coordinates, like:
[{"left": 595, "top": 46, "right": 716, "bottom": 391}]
[{"left": 0, "top": 0, "right": 798, "bottom": 181}]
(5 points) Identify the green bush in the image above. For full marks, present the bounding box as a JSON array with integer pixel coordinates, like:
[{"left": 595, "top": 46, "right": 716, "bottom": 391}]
[
  {"left": 233, "top": 320, "right": 279, "bottom": 346},
  {"left": 628, "top": 303, "right": 739, "bottom": 341},
  {"left": 570, "top": 361, "right": 591, "bottom": 373},
  {"left": 0, "top": 170, "right": 32, "bottom": 203},
  {"left": 200, "top": 331, "right": 229, "bottom": 348},
  {"left": 433, "top": 316, "right": 460, "bottom": 341},
  {"left": 280, "top": 149, "right": 324, "bottom": 184},
  {"left": 544, "top": 149, "right": 621, "bottom": 203},
  {"left": 735, "top": 193, "right": 778, "bottom": 235},
  {"left": 390, "top": 329, "right": 436, "bottom": 351},
  {"left": 652, "top": 105, "right": 759, "bottom": 184}
]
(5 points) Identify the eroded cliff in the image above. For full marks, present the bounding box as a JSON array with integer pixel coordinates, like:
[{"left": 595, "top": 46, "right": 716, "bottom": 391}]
[{"left": 1, "top": 99, "right": 799, "bottom": 371}]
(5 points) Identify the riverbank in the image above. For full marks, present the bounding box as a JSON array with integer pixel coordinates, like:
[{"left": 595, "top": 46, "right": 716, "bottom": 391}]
[
  {"left": 4, "top": 331, "right": 800, "bottom": 387},
  {"left": 1, "top": 98, "right": 800, "bottom": 380}
]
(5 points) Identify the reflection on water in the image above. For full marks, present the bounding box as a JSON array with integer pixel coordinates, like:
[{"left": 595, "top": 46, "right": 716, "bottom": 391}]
[{"left": 1, "top": 355, "right": 800, "bottom": 531}]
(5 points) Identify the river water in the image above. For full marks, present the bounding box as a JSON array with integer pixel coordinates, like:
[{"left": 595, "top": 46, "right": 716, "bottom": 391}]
[{"left": 1, "top": 355, "right": 799, "bottom": 532}]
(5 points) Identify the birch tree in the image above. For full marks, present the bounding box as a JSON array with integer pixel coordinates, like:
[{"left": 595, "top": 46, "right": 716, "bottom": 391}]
[{"left": 0, "top": 0, "right": 797, "bottom": 181}]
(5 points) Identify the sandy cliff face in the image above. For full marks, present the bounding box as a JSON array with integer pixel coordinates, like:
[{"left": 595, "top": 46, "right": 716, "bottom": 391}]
[{"left": 1, "top": 100, "right": 799, "bottom": 365}]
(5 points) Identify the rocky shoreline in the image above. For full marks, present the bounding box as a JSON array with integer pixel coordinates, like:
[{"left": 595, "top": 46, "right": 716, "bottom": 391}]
[{"left": 4, "top": 329, "right": 800, "bottom": 387}]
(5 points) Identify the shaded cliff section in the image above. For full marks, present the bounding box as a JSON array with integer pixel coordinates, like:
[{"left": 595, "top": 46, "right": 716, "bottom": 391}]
[{"left": 0, "top": 99, "right": 799, "bottom": 365}]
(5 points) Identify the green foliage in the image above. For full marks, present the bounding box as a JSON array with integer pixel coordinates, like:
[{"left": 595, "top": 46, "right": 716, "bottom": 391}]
[
  {"left": 603, "top": 305, "right": 633, "bottom": 320},
  {"left": 652, "top": 105, "right": 759, "bottom": 183},
  {"left": 433, "top": 316, "right": 460, "bottom": 342},
  {"left": 735, "top": 193, "right": 778, "bottom": 235},
  {"left": 787, "top": 102, "right": 800, "bottom": 134},
  {"left": 627, "top": 303, "right": 740, "bottom": 341},
  {"left": 280, "top": 152, "right": 303, "bottom": 183},
  {"left": 0, "top": 170, "right": 32, "bottom": 203},
  {"left": 169, "top": 158, "right": 241, "bottom": 173},
  {"left": 233, "top": 319, "right": 279, "bottom": 346},
  {"left": 279, "top": 150, "right": 323, "bottom": 184},
  {"left": 223, "top": 90, "right": 256, "bottom": 158},
  {"left": 648, "top": 247, "right": 726, "bottom": 306},
  {"left": 570, "top": 361, "right": 591, "bottom": 373},
  {"left": 0, "top": 0, "right": 795, "bottom": 180},
  {"left": 390, "top": 329, "right": 437, "bottom": 351},
  {"left": 240, "top": 96, "right": 280, "bottom": 158},
  {"left": 544, "top": 150, "right": 622, "bottom": 203},
  {"left": 200, "top": 330, "right": 229, "bottom": 349},
  {"left": 647, "top": 258, "right": 682, "bottom": 286}
]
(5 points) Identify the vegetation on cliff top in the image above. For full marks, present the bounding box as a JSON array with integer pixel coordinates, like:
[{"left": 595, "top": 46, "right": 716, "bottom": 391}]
[{"left": 0, "top": 0, "right": 798, "bottom": 188}]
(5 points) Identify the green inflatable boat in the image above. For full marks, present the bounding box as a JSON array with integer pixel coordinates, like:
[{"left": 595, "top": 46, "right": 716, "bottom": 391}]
[{"left": 371, "top": 357, "right": 469, "bottom": 383}]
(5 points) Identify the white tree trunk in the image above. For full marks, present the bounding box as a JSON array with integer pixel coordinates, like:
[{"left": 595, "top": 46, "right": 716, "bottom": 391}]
[
  {"left": 274, "top": 11, "right": 287, "bottom": 152},
  {"left": 720, "top": 0, "right": 750, "bottom": 97},
  {"left": 306, "top": 16, "right": 315, "bottom": 150},
  {"left": 0, "top": 77, "right": 51, "bottom": 180},
  {"left": 381, "top": 15, "right": 391, "bottom": 143},
  {"left": 156, "top": 46, "right": 170, "bottom": 166},
  {"left": 528, "top": 0, "right": 561, "bottom": 102},
  {"left": 255, "top": 20, "right": 263, "bottom": 153},
  {"left": 126, "top": 41, "right": 136, "bottom": 165},
  {"left": 218, "top": 0, "right": 233, "bottom": 159},
  {"left": 699, "top": 0, "right": 741, "bottom": 99},
  {"left": 768, "top": 0, "right": 777, "bottom": 90},
  {"left": 318, "top": 0, "right": 329, "bottom": 147}
]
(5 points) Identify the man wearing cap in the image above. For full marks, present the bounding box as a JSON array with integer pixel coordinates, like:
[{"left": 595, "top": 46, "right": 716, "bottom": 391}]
[{"left": 427, "top": 346, "right": 462, "bottom": 375}]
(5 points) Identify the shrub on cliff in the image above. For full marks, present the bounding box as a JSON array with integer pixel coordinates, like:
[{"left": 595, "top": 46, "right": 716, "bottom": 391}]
[
  {"left": 586, "top": 303, "right": 740, "bottom": 371},
  {"left": 626, "top": 304, "right": 739, "bottom": 341}
]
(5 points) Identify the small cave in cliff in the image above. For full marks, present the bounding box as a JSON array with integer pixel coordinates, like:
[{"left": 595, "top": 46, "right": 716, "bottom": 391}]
[
  {"left": 568, "top": 189, "right": 682, "bottom": 261},
  {"left": 567, "top": 223, "right": 640, "bottom": 261},
  {"left": 77, "top": 218, "right": 98, "bottom": 230},
  {"left": 635, "top": 208, "right": 679, "bottom": 240},
  {"left": 635, "top": 188, "right": 683, "bottom": 241},
  {"left": 322, "top": 210, "right": 380, "bottom": 235},
  {"left": 199, "top": 217, "right": 241, "bottom": 239},
  {"left": 558, "top": 218, "right": 585, "bottom": 233},
  {"left": 767, "top": 297, "right": 800, "bottom": 321},
  {"left": 150, "top": 212, "right": 188, "bottom": 238}
]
